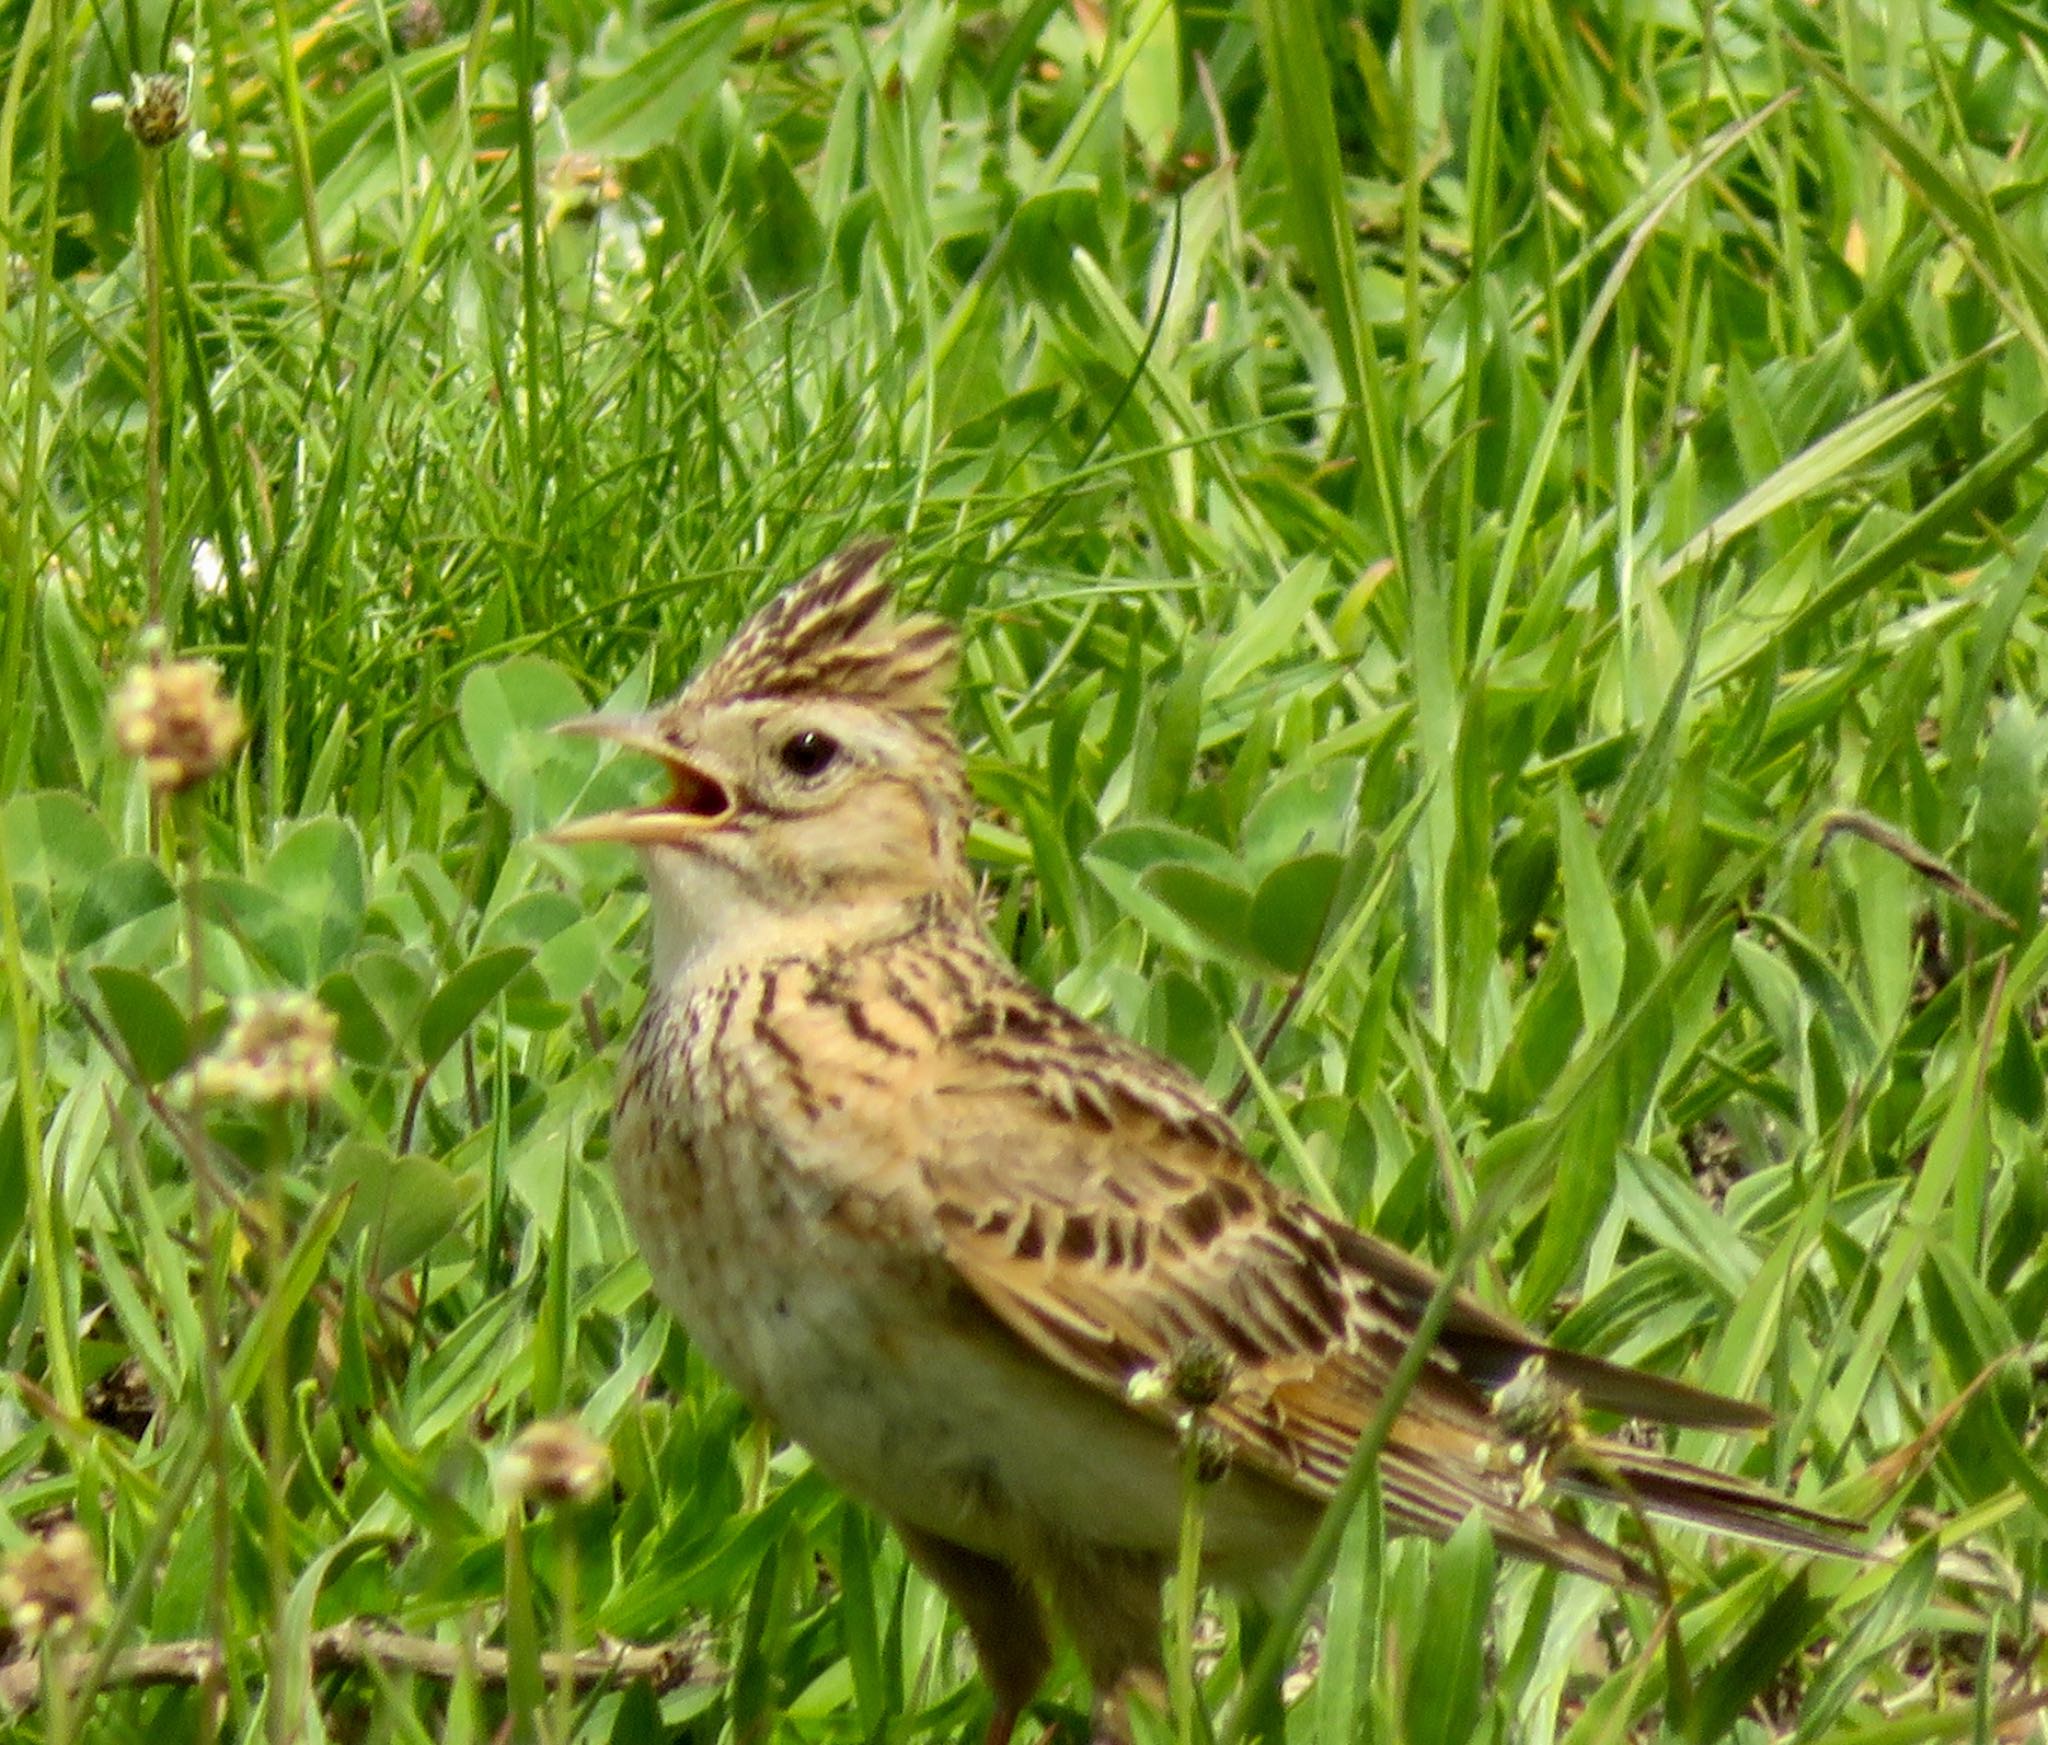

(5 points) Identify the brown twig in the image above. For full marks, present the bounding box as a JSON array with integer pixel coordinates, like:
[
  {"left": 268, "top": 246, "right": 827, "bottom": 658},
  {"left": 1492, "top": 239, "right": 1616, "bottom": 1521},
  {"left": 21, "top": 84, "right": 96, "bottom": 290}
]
[
  {"left": 0, "top": 1623, "right": 719, "bottom": 1716},
  {"left": 1816, "top": 809, "right": 2018, "bottom": 928},
  {"left": 1221, "top": 976, "right": 1309, "bottom": 1118}
]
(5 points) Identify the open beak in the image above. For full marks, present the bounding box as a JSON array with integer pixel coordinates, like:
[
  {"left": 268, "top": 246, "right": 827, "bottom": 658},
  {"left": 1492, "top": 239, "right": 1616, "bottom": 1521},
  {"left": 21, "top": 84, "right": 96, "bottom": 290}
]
[{"left": 543, "top": 712, "right": 735, "bottom": 846}]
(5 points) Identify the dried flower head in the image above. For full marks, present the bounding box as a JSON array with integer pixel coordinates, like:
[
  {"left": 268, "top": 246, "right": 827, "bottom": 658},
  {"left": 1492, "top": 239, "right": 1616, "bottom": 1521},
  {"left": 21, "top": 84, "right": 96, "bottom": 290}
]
[
  {"left": 124, "top": 71, "right": 190, "bottom": 147},
  {"left": 500, "top": 1419, "right": 612, "bottom": 1507},
  {"left": 0, "top": 1523, "right": 106, "bottom": 1646},
  {"left": 189, "top": 993, "right": 338, "bottom": 1105},
  {"left": 397, "top": 0, "right": 444, "bottom": 47},
  {"left": 1186, "top": 1421, "right": 1231, "bottom": 1485},
  {"left": 1492, "top": 1355, "right": 1585, "bottom": 1500},
  {"left": 90, "top": 46, "right": 207, "bottom": 155},
  {"left": 111, "top": 659, "right": 244, "bottom": 792},
  {"left": 1167, "top": 1336, "right": 1233, "bottom": 1410}
]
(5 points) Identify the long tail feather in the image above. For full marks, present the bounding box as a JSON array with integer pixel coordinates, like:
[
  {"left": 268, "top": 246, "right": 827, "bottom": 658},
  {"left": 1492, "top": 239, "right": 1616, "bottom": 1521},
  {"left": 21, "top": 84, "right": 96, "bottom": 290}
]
[
  {"left": 1455, "top": 1332, "right": 1776, "bottom": 1432},
  {"left": 1559, "top": 1440, "right": 1865, "bottom": 1561},
  {"left": 1327, "top": 1223, "right": 1777, "bottom": 1431}
]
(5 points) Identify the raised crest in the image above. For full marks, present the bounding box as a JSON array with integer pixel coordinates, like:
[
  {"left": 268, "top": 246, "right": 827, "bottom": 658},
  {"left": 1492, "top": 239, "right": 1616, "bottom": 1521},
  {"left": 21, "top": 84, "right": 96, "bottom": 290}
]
[{"left": 685, "top": 540, "right": 959, "bottom": 731}]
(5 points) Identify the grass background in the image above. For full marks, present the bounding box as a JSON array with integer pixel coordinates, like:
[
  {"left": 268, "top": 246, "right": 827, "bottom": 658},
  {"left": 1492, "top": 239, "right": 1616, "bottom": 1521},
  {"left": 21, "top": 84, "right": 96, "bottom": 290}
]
[{"left": 2, "top": 0, "right": 2047, "bottom": 1738}]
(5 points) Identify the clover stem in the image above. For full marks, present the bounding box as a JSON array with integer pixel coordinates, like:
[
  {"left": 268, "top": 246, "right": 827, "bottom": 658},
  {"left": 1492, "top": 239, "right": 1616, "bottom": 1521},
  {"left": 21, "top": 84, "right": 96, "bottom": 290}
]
[
  {"left": 262, "top": 1105, "right": 292, "bottom": 1745},
  {"left": 1170, "top": 1420, "right": 1209, "bottom": 1745},
  {"left": 139, "top": 142, "right": 166, "bottom": 625},
  {"left": 554, "top": 1524, "right": 580, "bottom": 1745},
  {"left": 175, "top": 791, "right": 234, "bottom": 1736}
]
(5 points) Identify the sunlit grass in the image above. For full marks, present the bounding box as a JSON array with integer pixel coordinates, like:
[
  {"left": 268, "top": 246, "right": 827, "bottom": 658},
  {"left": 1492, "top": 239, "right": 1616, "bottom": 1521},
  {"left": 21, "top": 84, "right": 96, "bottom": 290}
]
[{"left": 0, "top": 0, "right": 2044, "bottom": 1739}]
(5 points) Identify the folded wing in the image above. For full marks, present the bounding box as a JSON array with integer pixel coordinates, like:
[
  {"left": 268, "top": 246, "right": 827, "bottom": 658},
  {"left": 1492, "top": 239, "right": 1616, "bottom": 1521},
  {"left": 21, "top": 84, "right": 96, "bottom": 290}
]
[{"left": 916, "top": 1015, "right": 1856, "bottom": 1584}]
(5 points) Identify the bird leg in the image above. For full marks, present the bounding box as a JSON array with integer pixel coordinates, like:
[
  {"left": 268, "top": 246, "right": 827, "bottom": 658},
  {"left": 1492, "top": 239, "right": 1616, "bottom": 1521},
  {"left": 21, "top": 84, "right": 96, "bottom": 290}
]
[
  {"left": 1041, "top": 1546, "right": 1169, "bottom": 1745},
  {"left": 895, "top": 1524, "right": 1051, "bottom": 1745}
]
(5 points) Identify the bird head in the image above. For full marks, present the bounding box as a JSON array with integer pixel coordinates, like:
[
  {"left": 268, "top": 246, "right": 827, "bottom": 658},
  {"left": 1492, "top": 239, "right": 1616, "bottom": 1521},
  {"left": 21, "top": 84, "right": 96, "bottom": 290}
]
[{"left": 550, "top": 542, "right": 971, "bottom": 978}]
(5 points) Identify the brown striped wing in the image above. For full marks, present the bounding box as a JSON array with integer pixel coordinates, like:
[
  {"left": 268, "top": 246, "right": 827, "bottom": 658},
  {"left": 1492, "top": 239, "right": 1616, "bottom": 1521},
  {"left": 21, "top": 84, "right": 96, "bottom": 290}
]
[{"left": 916, "top": 1071, "right": 1642, "bottom": 1579}]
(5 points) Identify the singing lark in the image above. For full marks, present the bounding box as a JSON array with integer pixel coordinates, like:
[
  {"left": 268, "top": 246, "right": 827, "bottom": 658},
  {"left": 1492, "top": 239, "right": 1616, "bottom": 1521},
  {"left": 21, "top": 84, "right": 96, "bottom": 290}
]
[{"left": 555, "top": 543, "right": 1854, "bottom": 1743}]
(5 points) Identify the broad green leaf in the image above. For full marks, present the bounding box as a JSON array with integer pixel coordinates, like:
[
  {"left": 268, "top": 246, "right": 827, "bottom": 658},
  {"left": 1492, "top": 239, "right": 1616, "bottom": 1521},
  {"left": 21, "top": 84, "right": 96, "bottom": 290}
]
[
  {"left": 4, "top": 791, "right": 114, "bottom": 955},
  {"left": 328, "top": 1142, "right": 478, "bottom": 1279},
  {"left": 1313, "top": 1465, "right": 1384, "bottom": 1745},
  {"left": 1691, "top": 1579, "right": 1838, "bottom": 1742},
  {"left": 526, "top": 921, "right": 600, "bottom": 1027},
  {"left": 834, "top": 1508, "right": 887, "bottom": 1735},
  {"left": 1554, "top": 789, "right": 1625, "bottom": 1032},
  {"left": 746, "top": 135, "right": 826, "bottom": 296},
  {"left": 1242, "top": 760, "right": 1359, "bottom": 870},
  {"left": 1967, "top": 698, "right": 2041, "bottom": 949},
  {"left": 0, "top": 790, "right": 111, "bottom": 887},
  {"left": 1706, "top": 405, "right": 2048, "bottom": 687},
  {"left": 0, "top": 1095, "right": 27, "bottom": 1259},
  {"left": 1660, "top": 348, "right": 1981, "bottom": 585},
  {"left": 301, "top": 41, "right": 466, "bottom": 241},
  {"left": 344, "top": 950, "right": 433, "bottom": 1064},
  {"left": 89, "top": 965, "right": 189, "bottom": 1083},
  {"left": 1210, "top": 557, "right": 1329, "bottom": 696},
  {"left": 64, "top": 856, "right": 178, "bottom": 956},
  {"left": 265, "top": 816, "right": 366, "bottom": 978},
  {"left": 1806, "top": 53, "right": 2048, "bottom": 328},
  {"left": 38, "top": 581, "right": 105, "bottom": 786},
  {"left": 459, "top": 658, "right": 596, "bottom": 836},
  {"left": 201, "top": 875, "right": 311, "bottom": 983},
  {"left": 1250, "top": 0, "right": 1381, "bottom": 518},
  {"left": 483, "top": 890, "right": 589, "bottom": 1026},
  {"left": 1992, "top": 1003, "right": 2045, "bottom": 1124},
  {"left": 603, "top": 1470, "right": 838, "bottom": 1636},
  {"left": 299, "top": 702, "right": 353, "bottom": 817},
  {"left": 1830, "top": 990, "right": 1999, "bottom": 1424},
  {"left": 533, "top": 1146, "right": 576, "bottom": 1416},
  {"left": 1619, "top": 1148, "right": 1756, "bottom": 1303},
  {"left": 558, "top": 2, "right": 747, "bottom": 160},
  {"left": 1118, "top": 0, "right": 1179, "bottom": 162},
  {"left": 1089, "top": 822, "right": 1241, "bottom": 882},
  {"left": 1247, "top": 853, "right": 1343, "bottom": 977},
  {"left": 1088, "top": 824, "right": 1253, "bottom": 960},
  {"left": 1730, "top": 934, "right": 1807, "bottom": 1079},
  {"left": 1146, "top": 969, "right": 1219, "bottom": 1080},
  {"left": 1439, "top": 685, "right": 1501, "bottom": 1068},
  {"left": 502, "top": 1505, "right": 547, "bottom": 1726},
  {"left": 1135, "top": 646, "right": 1208, "bottom": 818},
  {"left": 1402, "top": 1513, "right": 1493, "bottom": 1745},
  {"left": 1919, "top": 1243, "right": 2021, "bottom": 1401},
  {"left": 317, "top": 966, "right": 395, "bottom": 1064},
  {"left": 1750, "top": 913, "right": 1879, "bottom": 1083},
  {"left": 417, "top": 947, "right": 535, "bottom": 1071},
  {"left": 1140, "top": 863, "right": 1258, "bottom": 969}
]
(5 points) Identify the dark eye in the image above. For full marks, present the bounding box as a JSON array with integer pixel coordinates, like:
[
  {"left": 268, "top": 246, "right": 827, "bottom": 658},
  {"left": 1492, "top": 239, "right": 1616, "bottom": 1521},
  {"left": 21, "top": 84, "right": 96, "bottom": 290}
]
[{"left": 779, "top": 729, "right": 840, "bottom": 779}]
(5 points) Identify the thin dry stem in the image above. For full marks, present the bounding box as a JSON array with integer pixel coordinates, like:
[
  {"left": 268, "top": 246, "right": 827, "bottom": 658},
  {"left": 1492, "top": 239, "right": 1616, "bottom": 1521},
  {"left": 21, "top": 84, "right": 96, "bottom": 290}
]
[{"left": 0, "top": 1624, "right": 718, "bottom": 1717}]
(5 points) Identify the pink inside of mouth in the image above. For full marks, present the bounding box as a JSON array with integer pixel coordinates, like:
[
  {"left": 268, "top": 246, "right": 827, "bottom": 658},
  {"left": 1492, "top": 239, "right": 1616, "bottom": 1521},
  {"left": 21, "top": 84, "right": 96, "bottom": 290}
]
[{"left": 667, "top": 763, "right": 731, "bottom": 820}]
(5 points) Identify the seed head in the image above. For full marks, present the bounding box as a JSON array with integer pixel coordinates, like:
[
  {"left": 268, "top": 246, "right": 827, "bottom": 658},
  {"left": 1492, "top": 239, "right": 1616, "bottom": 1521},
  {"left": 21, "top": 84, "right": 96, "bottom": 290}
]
[
  {"left": 1186, "top": 1421, "right": 1232, "bottom": 1485},
  {"left": 500, "top": 1419, "right": 611, "bottom": 1507},
  {"left": 111, "top": 659, "right": 243, "bottom": 792},
  {"left": 0, "top": 1523, "right": 106, "bottom": 1646},
  {"left": 1492, "top": 1356, "right": 1584, "bottom": 1455},
  {"left": 1167, "top": 1336, "right": 1233, "bottom": 1410},
  {"left": 189, "top": 993, "right": 338, "bottom": 1105},
  {"left": 125, "top": 72, "right": 190, "bottom": 148},
  {"left": 397, "top": 0, "right": 443, "bottom": 48}
]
